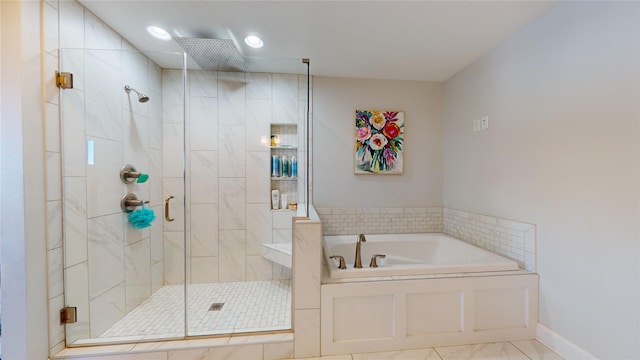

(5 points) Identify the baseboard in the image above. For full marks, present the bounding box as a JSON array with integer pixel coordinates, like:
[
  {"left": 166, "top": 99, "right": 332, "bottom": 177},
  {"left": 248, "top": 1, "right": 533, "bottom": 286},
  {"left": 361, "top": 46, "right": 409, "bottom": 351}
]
[{"left": 536, "top": 323, "right": 598, "bottom": 360}]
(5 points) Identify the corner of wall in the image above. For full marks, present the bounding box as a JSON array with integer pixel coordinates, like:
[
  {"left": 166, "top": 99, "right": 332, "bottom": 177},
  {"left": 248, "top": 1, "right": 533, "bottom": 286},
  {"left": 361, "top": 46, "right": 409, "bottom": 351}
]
[{"left": 292, "top": 218, "right": 322, "bottom": 358}]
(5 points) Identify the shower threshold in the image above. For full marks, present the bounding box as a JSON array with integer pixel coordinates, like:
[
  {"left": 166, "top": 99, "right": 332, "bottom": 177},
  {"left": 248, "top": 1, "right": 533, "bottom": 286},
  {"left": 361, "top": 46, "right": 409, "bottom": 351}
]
[{"left": 72, "top": 280, "right": 291, "bottom": 346}]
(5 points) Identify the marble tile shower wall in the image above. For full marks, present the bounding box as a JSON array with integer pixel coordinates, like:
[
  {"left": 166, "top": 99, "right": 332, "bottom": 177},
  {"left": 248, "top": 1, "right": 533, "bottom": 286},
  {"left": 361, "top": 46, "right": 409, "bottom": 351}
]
[
  {"left": 52, "top": 0, "right": 164, "bottom": 347},
  {"left": 161, "top": 70, "right": 308, "bottom": 285},
  {"left": 316, "top": 207, "right": 444, "bottom": 236}
]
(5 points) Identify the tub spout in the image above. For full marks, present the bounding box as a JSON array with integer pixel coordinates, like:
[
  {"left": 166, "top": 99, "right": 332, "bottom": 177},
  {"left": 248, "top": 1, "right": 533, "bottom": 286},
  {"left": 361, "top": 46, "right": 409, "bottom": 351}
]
[{"left": 354, "top": 234, "right": 367, "bottom": 268}]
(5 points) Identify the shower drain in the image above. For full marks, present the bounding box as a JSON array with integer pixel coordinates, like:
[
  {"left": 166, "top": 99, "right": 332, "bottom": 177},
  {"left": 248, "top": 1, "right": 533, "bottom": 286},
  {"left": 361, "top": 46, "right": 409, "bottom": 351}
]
[{"left": 208, "top": 303, "right": 224, "bottom": 311}]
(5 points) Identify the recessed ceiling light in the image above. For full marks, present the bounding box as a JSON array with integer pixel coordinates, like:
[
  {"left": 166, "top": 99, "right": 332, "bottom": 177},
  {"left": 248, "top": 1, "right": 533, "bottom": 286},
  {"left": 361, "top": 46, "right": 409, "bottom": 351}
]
[
  {"left": 147, "top": 26, "right": 171, "bottom": 41},
  {"left": 244, "top": 35, "right": 264, "bottom": 49}
]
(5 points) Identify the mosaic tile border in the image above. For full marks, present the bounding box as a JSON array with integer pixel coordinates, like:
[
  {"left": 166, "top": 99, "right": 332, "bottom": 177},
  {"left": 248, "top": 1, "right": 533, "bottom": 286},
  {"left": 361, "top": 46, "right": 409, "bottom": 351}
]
[
  {"left": 443, "top": 207, "right": 536, "bottom": 272},
  {"left": 316, "top": 207, "right": 443, "bottom": 236}
]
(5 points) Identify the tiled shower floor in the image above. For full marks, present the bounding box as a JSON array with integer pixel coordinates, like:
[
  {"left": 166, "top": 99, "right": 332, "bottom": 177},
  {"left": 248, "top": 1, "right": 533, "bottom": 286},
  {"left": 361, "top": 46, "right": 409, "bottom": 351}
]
[{"left": 94, "top": 280, "right": 291, "bottom": 342}]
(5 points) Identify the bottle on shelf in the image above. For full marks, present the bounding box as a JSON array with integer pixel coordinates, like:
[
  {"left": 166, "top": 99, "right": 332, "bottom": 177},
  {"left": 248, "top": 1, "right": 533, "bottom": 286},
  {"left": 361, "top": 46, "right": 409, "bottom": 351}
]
[
  {"left": 271, "top": 155, "right": 280, "bottom": 178},
  {"left": 291, "top": 156, "right": 297, "bottom": 178},
  {"left": 281, "top": 155, "right": 289, "bottom": 177},
  {"left": 271, "top": 190, "right": 280, "bottom": 210}
]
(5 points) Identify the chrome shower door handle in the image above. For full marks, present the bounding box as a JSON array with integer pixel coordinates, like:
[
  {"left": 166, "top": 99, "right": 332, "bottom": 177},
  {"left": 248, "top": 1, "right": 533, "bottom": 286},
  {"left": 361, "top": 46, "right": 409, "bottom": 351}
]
[{"left": 164, "top": 196, "right": 175, "bottom": 222}]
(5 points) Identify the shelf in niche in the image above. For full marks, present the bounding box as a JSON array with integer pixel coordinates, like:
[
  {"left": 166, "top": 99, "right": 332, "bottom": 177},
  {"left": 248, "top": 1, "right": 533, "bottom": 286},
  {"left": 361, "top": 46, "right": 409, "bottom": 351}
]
[
  {"left": 270, "top": 209, "right": 296, "bottom": 212},
  {"left": 271, "top": 177, "right": 298, "bottom": 181},
  {"left": 270, "top": 146, "right": 298, "bottom": 150}
]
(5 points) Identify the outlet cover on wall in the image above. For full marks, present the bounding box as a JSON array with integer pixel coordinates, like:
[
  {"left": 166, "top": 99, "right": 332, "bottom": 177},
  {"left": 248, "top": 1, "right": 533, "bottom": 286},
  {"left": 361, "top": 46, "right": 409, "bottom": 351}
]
[{"left": 480, "top": 116, "right": 489, "bottom": 130}]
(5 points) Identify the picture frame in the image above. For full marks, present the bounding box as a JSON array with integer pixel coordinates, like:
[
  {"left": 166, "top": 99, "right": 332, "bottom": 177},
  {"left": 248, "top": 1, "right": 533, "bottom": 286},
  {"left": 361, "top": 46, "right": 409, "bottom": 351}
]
[{"left": 354, "top": 109, "right": 404, "bottom": 175}]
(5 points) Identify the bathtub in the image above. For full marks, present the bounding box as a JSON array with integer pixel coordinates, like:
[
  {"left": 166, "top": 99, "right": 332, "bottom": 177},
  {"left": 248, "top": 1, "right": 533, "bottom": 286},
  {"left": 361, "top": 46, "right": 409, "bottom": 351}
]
[
  {"left": 320, "top": 233, "right": 537, "bottom": 355},
  {"left": 323, "top": 233, "right": 519, "bottom": 279}
]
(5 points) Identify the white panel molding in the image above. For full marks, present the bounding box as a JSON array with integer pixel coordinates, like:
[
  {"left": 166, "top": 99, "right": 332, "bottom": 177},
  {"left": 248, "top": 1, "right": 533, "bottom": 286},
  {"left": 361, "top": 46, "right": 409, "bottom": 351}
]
[{"left": 321, "top": 274, "right": 538, "bottom": 355}]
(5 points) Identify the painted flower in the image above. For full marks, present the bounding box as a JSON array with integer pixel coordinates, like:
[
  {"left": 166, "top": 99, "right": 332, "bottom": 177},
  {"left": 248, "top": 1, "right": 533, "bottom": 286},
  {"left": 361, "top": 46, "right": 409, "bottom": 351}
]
[
  {"left": 356, "top": 110, "right": 370, "bottom": 123},
  {"left": 356, "top": 125, "right": 372, "bottom": 143},
  {"left": 368, "top": 133, "right": 388, "bottom": 150},
  {"left": 370, "top": 114, "right": 386, "bottom": 130},
  {"left": 383, "top": 148, "right": 395, "bottom": 167},
  {"left": 382, "top": 122, "right": 401, "bottom": 139},
  {"left": 383, "top": 111, "right": 399, "bottom": 122}
]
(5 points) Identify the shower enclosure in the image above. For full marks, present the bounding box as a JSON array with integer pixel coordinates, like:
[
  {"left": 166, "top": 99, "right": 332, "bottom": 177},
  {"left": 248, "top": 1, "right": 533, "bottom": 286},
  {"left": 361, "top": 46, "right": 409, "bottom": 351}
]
[{"left": 59, "top": 48, "right": 310, "bottom": 345}]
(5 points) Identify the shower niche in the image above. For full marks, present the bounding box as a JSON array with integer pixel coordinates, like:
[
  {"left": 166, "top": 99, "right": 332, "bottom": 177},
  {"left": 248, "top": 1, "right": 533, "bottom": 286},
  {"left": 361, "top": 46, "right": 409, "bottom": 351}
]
[
  {"left": 58, "top": 45, "right": 310, "bottom": 346},
  {"left": 270, "top": 123, "right": 299, "bottom": 211}
]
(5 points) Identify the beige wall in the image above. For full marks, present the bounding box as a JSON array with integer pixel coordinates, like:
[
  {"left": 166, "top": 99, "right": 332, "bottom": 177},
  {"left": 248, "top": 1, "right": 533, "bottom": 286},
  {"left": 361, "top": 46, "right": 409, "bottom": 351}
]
[
  {"left": 313, "top": 77, "right": 443, "bottom": 208},
  {"left": 443, "top": 2, "right": 639, "bottom": 358}
]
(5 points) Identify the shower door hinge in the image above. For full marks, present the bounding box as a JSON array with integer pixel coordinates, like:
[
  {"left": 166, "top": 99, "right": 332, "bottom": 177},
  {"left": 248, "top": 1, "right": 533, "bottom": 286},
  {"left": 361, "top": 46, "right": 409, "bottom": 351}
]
[
  {"left": 60, "top": 307, "right": 77, "bottom": 324},
  {"left": 56, "top": 71, "right": 74, "bottom": 89}
]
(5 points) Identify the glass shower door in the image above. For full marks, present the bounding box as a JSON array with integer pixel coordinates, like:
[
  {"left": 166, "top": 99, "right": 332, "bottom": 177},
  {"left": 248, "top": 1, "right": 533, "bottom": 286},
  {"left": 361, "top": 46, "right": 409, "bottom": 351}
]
[
  {"left": 60, "top": 48, "right": 187, "bottom": 345},
  {"left": 184, "top": 58, "right": 310, "bottom": 337}
]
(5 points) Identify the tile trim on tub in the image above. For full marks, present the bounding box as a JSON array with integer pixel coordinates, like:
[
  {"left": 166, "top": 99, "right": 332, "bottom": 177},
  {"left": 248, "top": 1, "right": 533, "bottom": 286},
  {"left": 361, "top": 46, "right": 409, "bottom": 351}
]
[
  {"left": 316, "top": 206, "right": 443, "bottom": 236},
  {"left": 443, "top": 207, "right": 536, "bottom": 272}
]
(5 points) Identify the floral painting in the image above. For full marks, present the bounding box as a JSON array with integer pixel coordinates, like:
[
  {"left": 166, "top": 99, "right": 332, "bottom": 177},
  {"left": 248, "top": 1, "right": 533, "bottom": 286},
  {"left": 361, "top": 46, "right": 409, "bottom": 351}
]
[{"left": 355, "top": 110, "right": 404, "bottom": 174}]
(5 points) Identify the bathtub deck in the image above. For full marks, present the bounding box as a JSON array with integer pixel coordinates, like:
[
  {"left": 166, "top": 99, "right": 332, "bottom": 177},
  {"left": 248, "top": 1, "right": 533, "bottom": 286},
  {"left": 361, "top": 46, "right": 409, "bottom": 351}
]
[{"left": 322, "top": 265, "right": 531, "bottom": 284}]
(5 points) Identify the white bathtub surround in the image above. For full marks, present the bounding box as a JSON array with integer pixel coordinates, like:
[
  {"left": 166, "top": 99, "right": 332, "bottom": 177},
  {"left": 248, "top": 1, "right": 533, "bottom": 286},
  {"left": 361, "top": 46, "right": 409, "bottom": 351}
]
[
  {"left": 316, "top": 207, "right": 443, "bottom": 236},
  {"left": 443, "top": 208, "right": 536, "bottom": 271},
  {"left": 321, "top": 273, "right": 538, "bottom": 355},
  {"left": 324, "top": 233, "right": 518, "bottom": 279}
]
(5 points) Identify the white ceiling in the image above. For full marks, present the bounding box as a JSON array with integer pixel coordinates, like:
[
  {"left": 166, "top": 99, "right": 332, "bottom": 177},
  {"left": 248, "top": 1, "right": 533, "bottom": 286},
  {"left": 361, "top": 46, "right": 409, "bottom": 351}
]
[{"left": 79, "top": 1, "right": 556, "bottom": 81}]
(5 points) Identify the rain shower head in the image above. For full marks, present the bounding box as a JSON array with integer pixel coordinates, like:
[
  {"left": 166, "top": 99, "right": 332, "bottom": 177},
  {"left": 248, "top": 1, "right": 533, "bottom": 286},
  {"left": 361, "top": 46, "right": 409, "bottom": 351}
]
[
  {"left": 124, "top": 85, "right": 150, "bottom": 103},
  {"left": 175, "top": 37, "right": 247, "bottom": 72}
]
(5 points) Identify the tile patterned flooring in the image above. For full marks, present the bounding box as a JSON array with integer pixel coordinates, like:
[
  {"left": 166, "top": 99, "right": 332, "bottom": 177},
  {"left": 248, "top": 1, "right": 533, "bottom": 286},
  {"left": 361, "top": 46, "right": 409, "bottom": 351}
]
[
  {"left": 98, "top": 280, "right": 291, "bottom": 341},
  {"left": 67, "top": 281, "right": 564, "bottom": 360},
  {"left": 292, "top": 340, "right": 563, "bottom": 360}
]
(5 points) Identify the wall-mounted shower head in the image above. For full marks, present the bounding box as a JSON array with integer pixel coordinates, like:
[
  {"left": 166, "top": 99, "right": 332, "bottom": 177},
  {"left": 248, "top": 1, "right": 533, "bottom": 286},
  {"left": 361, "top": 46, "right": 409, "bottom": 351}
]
[{"left": 124, "top": 85, "right": 150, "bottom": 103}]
